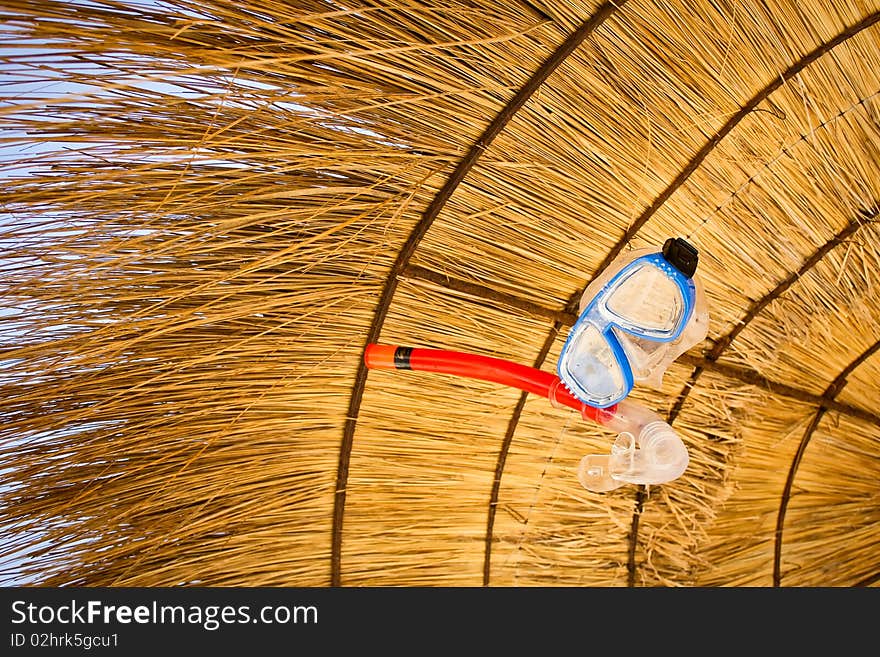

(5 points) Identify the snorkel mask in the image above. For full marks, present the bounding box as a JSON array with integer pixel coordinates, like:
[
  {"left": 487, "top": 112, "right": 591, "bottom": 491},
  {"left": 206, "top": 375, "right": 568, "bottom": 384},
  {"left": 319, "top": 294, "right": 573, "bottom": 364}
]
[{"left": 557, "top": 238, "right": 708, "bottom": 408}]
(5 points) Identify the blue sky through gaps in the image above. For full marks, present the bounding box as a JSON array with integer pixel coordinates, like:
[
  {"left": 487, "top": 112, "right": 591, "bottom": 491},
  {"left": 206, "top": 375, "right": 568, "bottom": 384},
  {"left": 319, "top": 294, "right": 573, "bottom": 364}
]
[
  {"left": 0, "top": 0, "right": 400, "bottom": 586},
  {"left": 0, "top": 0, "right": 208, "bottom": 587}
]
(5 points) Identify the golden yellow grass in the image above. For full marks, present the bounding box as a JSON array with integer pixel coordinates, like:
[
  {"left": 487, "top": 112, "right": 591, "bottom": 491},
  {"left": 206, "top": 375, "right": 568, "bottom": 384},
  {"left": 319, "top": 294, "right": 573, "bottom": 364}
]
[{"left": 1, "top": 0, "right": 878, "bottom": 587}]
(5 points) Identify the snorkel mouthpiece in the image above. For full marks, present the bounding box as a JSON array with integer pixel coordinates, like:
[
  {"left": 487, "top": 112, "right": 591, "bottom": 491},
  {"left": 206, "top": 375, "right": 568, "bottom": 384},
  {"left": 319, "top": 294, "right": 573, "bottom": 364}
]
[{"left": 576, "top": 399, "right": 689, "bottom": 492}]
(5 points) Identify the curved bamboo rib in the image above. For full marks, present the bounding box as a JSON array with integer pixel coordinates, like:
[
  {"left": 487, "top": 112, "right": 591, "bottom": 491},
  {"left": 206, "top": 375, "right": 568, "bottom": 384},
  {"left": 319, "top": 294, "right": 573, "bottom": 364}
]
[
  {"left": 483, "top": 324, "right": 561, "bottom": 585},
  {"left": 627, "top": 489, "right": 648, "bottom": 586},
  {"left": 616, "top": 14, "right": 880, "bottom": 586},
  {"left": 480, "top": 13, "right": 880, "bottom": 586},
  {"left": 675, "top": 354, "right": 879, "bottom": 427},
  {"left": 561, "top": 9, "right": 880, "bottom": 318},
  {"left": 332, "top": 1, "right": 627, "bottom": 586},
  {"left": 403, "top": 265, "right": 880, "bottom": 425},
  {"left": 405, "top": 264, "right": 574, "bottom": 324},
  {"left": 773, "top": 338, "right": 880, "bottom": 586},
  {"left": 668, "top": 207, "right": 878, "bottom": 424},
  {"left": 407, "top": 262, "right": 880, "bottom": 585}
]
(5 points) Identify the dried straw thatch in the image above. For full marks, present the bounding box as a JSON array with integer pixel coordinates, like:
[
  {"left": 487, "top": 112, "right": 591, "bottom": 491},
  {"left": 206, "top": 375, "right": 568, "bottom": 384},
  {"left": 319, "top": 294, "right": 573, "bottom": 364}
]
[{"left": 1, "top": 0, "right": 878, "bottom": 587}]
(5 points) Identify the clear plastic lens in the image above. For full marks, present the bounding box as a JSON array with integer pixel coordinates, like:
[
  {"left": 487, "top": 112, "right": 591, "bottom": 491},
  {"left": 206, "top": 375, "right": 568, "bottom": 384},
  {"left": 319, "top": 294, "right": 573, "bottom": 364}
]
[
  {"left": 559, "top": 323, "right": 626, "bottom": 404},
  {"left": 604, "top": 265, "right": 683, "bottom": 334}
]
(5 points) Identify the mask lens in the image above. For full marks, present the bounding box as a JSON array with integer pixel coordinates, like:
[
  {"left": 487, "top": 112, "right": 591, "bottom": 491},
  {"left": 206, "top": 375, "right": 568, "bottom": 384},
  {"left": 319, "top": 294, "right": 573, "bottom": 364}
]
[
  {"left": 558, "top": 323, "right": 628, "bottom": 406},
  {"left": 604, "top": 264, "right": 684, "bottom": 336}
]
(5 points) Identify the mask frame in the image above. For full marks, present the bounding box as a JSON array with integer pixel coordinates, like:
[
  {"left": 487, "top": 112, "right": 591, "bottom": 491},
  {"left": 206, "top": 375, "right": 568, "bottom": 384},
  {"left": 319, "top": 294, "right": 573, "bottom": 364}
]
[{"left": 557, "top": 238, "right": 704, "bottom": 408}]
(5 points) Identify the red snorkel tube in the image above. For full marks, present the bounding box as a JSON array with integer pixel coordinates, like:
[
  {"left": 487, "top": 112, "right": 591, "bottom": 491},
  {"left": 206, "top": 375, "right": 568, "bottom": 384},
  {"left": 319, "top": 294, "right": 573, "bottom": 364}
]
[
  {"left": 365, "top": 344, "right": 613, "bottom": 423},
  {"left": 365, "top": 344, "right": 689, "bottom": 492}
]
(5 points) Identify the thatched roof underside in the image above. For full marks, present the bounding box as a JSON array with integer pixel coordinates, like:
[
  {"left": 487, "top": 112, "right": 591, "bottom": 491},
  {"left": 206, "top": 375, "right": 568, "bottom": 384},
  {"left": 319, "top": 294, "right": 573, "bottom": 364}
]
[{"left": 1, "top": 0, "right": 878, "bottom": 587}]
